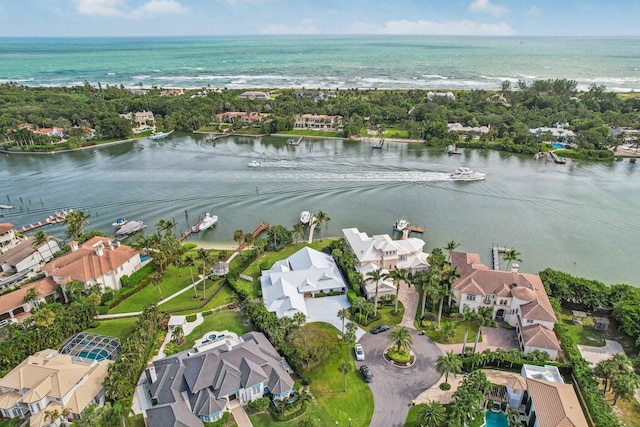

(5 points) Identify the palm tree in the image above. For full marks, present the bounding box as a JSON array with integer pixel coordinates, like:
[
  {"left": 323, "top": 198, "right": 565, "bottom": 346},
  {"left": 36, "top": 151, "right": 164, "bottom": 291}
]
[
  {"left": 197, "top": 249, "right": 211, "bottom": 300},
  {"left": 412, "top": 271, "right": 431, "bottom": 321},
  {"left": 502, "top": 248, "right": 522, "bottom": 271},
  {"left": 314, "top": 210, "right": 330, "bottom": 239},
  {"left": 293, "top": 311, "right": 306, "bottom": 326},
  {"left": 292, "top": 222, "right": 305, "bottom": 244},
  {"left": 337, "top": 308, "right": 350, "bottom": 334},
  {"left": 472, "top": 306, "right": 494, "bottom": 354},
  {"left": 389, "top": 268, "right": 410, "bottom": 314},
  {"left": 64, "top": 209, "right": 90, "bottom": 240},
  {"left": 365, "top": 269, "right": 384, "bottom": 317},
  {"left": 442, "top": 321, "right": 456, "bottom": 342},
  {"left": 184, "top": 255, "right": 199, "bottom": 298},
  {"left": 505, "top": 407, "right": 519, "bottom": 426},
  {"left": 171, "top": 326, "right": 185, "bottom": 345},
  {"left": 23, "top": 287, "right": 39, "bottom": 304},
  {"left": 233, "top": 229, "right": 245, "bottom": 255},
  {"left": 352, "top": 296, "right": 366, "bottom": 319},
  {"left": 437, "top": 266, "right": 460, "bottom": 329},
  {"left": 435, "top": 351, "right": 462, "bottom": 385},
  {"left": 149, "top": 271, "right": 163, "bottom": 300},
  {"left": 389, "top": 326, "right": 413, "bottom": 353},
  {"left": 460, "top": 307, "right": 478, "bottom": 356},
  {"left": 611, "top": 372, "right": 640, "bottom": 405},
  {"left": 32, "top": 230, "right": 54, "bottom": 257},
  {"left": 338, "top": 361, "right": 353, "bottom": 392},
  {"left": 173, "top": 256, "right": 185, "bottom": 278},
  {"left": 445, "top": 240, "right": 460, "bottom": 263},
  {"left": 417, "top": 401, "right": 447, "bottom": 427}
]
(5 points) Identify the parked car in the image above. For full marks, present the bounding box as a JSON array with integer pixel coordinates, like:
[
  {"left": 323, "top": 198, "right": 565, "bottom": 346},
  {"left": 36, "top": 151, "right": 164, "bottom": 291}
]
[
  {"left": 354, "top": 343, "right": 365, "bottom": 361},
  {"left": 370, "top": 324, "right": 390, "bottom": 334},
  {"left": 360, "top": 365, "right": 374, "bottom": 383}
]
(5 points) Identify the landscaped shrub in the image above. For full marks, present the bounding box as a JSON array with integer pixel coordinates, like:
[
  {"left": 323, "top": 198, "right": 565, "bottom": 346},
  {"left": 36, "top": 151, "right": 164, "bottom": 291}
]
[
  {"left": 202, "top": 310, "right": 214, "bottom": 317},
  {"left": 203, "top": 412, "right": 230, "bottom": 427},
  {"left": 186, "top": 314, "right": 197, "bottom": 322},
  {"left": 268, "top": 401, "right": 307, "bottom": 422},
  {"left": 346, "top": 290, "right": 357, "bottom": 304},
  {"left": 439, "top": 383, "right": 451, "bottom": 391},
  {"left": 246, "top": 396, "right": 270, "bottom": 413},
  {"left": 181, "top": 243, "right": 197, "bottom": 251},
  {"left": 387, "top": 349, "right": 411, "bottom": 364}
]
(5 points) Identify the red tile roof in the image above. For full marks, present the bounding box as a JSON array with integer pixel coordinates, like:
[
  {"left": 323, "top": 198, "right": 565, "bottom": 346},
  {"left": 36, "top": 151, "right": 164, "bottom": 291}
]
[
  {"left": 521, "top": 323, "right": 561, "bottom": 351},
  {"left": 0, "top": 223, "right": 13, "bottom": 233},
  {"left": 0, "top": 277, "right": 58, "bottom": 314}
]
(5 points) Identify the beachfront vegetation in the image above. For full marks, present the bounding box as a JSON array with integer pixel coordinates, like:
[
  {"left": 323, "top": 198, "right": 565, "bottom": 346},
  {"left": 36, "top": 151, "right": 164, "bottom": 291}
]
[{"left": 1, "top": 82, "right": 638, "bottom": 159}]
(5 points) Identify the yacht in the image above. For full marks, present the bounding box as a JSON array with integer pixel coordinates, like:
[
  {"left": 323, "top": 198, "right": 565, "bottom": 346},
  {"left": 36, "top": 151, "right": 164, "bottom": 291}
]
[
  {"left": 149, "top": 131, "right": 172, "bottom": 140},
  {"left": 394, "top": 217, "right": 409, "bottom": 232},
  {"left": 300, "top": 210, "right": 312, "bottom": 224},
  {"left": 115, "top": 220, "right": 146, "bottom": 238},
  {"left": 198, "top": 213, "right": 218, "bottom": 231},
  {"left": 449, "top": 167, "right": 486, "bottom": 181},
  {"left": 248, "top": 160, "right": 262, "bottom": 167},
  {"left": 112, "top": 218, "right": 127, "bottom": 227}
]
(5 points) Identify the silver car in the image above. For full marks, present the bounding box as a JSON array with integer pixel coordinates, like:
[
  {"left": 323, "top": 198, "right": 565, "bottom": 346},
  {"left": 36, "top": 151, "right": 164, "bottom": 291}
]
[{"left": 354, "top": 343, "right": 365, "bottom": 361}]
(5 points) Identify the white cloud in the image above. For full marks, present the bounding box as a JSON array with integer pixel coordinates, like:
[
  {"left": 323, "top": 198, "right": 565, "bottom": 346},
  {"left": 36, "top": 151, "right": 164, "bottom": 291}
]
[
  {"left": 349, "top": 19, "right": 515, "bottom": 36},
  {"left": 226, "top": 0, "right": 278, "bottom": 4},
  {"left": 260, "top": 19, "right": 320, "bottom": 35},
  {"left": 527, "top": 6, "right": 542, "bottom": 17},
  {"left": 73, "top": 0, "right": 186, "bottom": 19},
  {"left": 468, "top": 0, "right": 506, "bottom": 17}
]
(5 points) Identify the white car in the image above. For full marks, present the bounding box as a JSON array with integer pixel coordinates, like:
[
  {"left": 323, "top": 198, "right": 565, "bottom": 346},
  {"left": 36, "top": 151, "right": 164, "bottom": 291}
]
[{"left": 354, "top": 343, "right": 365, "bottom": 361}]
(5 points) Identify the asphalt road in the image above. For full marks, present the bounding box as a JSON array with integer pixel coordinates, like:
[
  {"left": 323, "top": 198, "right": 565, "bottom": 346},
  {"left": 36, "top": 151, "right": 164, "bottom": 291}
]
[{"left": 356, "top": 329, "right": 443, "bottom": 427}]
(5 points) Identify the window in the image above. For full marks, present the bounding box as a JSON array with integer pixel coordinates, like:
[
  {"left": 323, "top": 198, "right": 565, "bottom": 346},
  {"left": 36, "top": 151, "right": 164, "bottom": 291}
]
[
  {"left": 466, "top": 295, "right": 476, "bottom": 301},
  {"left": 527, "top": 319, "right": 534, "bottom": 324}
]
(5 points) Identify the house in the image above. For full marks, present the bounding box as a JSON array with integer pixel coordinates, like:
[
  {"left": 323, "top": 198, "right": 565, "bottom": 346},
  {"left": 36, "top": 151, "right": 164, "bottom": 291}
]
[
  {"left": 144, "top": 332, "right": 294, "bottom": 426},
  {"left": 214, "top": 112, "right": 264, "bottom": 124},
  {"left": 160, "top": 89, "right": 184, "bottom": 96},
  {"left": 427, "top": 91, "right": 455, "bottom": 101},
  {"left": 504, "top": 364, "right": 589, "bottom": 427},
  {"left": 0, "top": 349, "right": 112, "bottom": 427},
  {"left": 119, "top": 111, "right": 155, "bottom": 132},
  {"left": 450, "top": 252, "right": 561, "bottom": 358},
  {"left": 33, "top": 127, "right": 64, "bottom": 138},
  {"left": 294, "top": 114, "right": 343, "bottom": 131},
  {"left": 70, "top": 125, "right": 97, "bottom": 140},
  {"left": 128, "top": 89, "right": 148, "bottom": 96},
  {"left": 0, "top": 224, "right": 20, "bottom": 254},
  {"left": 342, "top": 228, "right": 430, "bottom": 300},
  {"left": 0, "top": 237, "right": 60, "bottom": 288},
  {"left": 260, "top": 247, "right": 347, "bottom": 318},
  {"left": 0, "top": 277, "right": 58, "bottom": 323},
  {"left": 447, "top": 122, "right": 490, "bottom": 138},
  {"left": 528, "top": 126, "right": 575, "bottom": 142},
  {"left": 40, "top": 237, "right": 141, "bottom": 292},
  {"left": 238, "top": 91, "right": 270, "bottom": 100}
]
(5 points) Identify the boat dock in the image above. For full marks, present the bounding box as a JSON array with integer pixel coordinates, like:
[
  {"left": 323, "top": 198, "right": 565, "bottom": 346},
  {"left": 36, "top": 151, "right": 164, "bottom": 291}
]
[
  {"left": 18, "top": 210, "right": 72, "bottom": 233},
  {"left": 492, "top": 245, "right": 511, "bottom": 270},
  {"left": 203, "top": 134, "right": 226, "bottom": 143},
  {"left": 401, "top": 224, "right": 425, "bottom": 239},
  {"left": 549, "top": 151, "right": 567, "bottom": 164},
  {"left": 237, "top": 222, "right": 269, "bottom": 252},
  {"left": 371, "top": 138, "right": 384, "bottom": 149},
  {"left": 288, "top": 136, "right": 303, "bottom": 146},
  {"left": 178, "top": 218, "right": 204, "bottom": 242}
]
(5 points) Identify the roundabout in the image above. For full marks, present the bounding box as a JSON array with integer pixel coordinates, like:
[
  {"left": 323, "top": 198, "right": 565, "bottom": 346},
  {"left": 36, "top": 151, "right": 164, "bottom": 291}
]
[{"left": 383, "top": 346, "right": 416, "bottom": 368}]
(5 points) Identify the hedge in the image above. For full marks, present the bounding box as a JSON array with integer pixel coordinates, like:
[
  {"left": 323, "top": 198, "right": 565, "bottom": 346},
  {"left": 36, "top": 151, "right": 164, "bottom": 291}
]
[
  {"left": 267, "top": 401, "right": 307, "bottom": 422},
  {"left": 203, "top": 412, "right": 230, "bottom": 427},
  {"left": 347, "top": 290, "right": 357, "bottom": 304},
  {"left": 105, "top": 262, "right": 156, "bottom": 310}
]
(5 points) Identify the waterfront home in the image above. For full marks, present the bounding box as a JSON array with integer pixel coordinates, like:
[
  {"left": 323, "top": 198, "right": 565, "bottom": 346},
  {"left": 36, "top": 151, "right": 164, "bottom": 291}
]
[
  {"left": 504, "top": 364, "right": 588, "bottom": 427},
  {"left": 342, "top": 228, "right": 430, "bottom": 300},
  {"left": 260, "top": 247, "right": 347, "bottom": 318},
  {"left": 0, "top": 237, "right": 59, "bottom": 288},
  {"left": 214, "top": 111, "right": 264, "bottom": 124},
  {"left": 447, "top": 122, "right": 490, "bottom": 138},
  {"left": 529, "top": 126, "right": 575, "bottom": 142},
  {"left": 144, "top": 332, "right": 294, "bottom": 426},
  {"left": 33, "top": 127, "right": 64, "bottom": 138},
  {"left": 0, "top": 277, "right": 58, "bottom": 323},
  {"left": 450, "top": 252, "right": 561, "bottom": 358},
  {"left": 160, "top": 89, "right": 184, "bottom": 96},
  {"left": 294, "top": 114, "right": 343, "bottom": 131},
  {"left": 119, "top": 111, "right": 155, "bottom": 132},
  {"left": 0, "top": 224, "right": 20, "bottom": 254},
  {"left": 0, "top": 349, "right": 112, "bottom": 427},
  {"left": 41, "top": 237, "right": 141, "bottom": 293},
  {"left": 238, "top": 91, "right": 270, "bottom": 100},
  {"left": 427, "top": 91, "right": 455, "bottom": 101}
]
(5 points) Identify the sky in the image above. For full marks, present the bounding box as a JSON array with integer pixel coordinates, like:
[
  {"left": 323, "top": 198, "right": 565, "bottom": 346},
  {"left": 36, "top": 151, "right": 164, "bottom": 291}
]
[{"left": 1, "top": 0, "right": 640, "bottom": 37}]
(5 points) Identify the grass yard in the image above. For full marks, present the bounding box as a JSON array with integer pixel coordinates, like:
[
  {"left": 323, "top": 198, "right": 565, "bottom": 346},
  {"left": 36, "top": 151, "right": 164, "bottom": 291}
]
[
  {"left": 125, "top": 414, "right": 145, "bottom": 427},
  {"left": 383, "top": 127, "right": 409, "bottom": 138},
  {"left": 423, "top": 316, "right": 482, "bottom": 345},
  {"left": 278, "top": 130, "right": 343, "bottom": 138},
  {"left": 171, "top": 309, "right": 251, "bottom": 353},
  {"left": 250, "top": 399, "right": 334, "bottom": 427},
  {"left": 169, "top": 284, "right": 235, "bottom": 315},
  {"left": 558, "top": 309, "right": 637, "bottom": 355},
  {"left": 87, "top": 317, "right": 138, "bottom": 341},
  {"left": 361, "top": 302, "right": 405, "bottom": 331}
]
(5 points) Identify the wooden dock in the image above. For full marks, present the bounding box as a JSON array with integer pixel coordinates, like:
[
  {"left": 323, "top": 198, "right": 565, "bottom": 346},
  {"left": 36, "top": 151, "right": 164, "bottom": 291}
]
[
  {"left": 203, "top": 134, "right": 226, "bottom": 143},
  {"left": 406, "top": 225, "right": 424, "bottom": 233},
  {"left": 178, "top": 219, "right": 204, "bottom": 242},
  {"left": 549, "top": 151, "right": 567, "bottom": 164},
  {"left": 492, "top": 245, "right": 511, "bottom": 270},
  {"left": 237, "top": 221, "right": 269, "bottom": 252},
  {"left": 287, "top": 136, "right": 303, "bottom": 146},
  {"left": 19, "top": 210, "right": 71, "bottom": 233}
]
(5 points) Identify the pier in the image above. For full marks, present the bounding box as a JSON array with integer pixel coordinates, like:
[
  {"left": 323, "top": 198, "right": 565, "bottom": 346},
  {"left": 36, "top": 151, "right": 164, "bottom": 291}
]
[
  {"left": 287, "top": 136, "right": 303, "bottom": 146},
  {"left": 237, "top": 221, "right": 269, "bottom": 252},
  {"left": 178, "top": 219, "right": 204, "bottom": 242},
  {"left": 491, "top": 245, "right": 512, "bottom": 270},
  {"left": 203, "top": 134, "right": 226, "bottom": 143},
  {"left": 549, "top": 151, "right": 567, "bottom": 164},
  {"left": 19, "top": 210, "right": 71, "bottom": 233}
]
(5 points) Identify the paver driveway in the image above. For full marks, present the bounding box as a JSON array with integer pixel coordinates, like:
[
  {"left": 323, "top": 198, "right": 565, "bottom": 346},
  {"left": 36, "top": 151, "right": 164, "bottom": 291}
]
[{"left": 357, "top": 329, "right": 442, "bottom": 427}]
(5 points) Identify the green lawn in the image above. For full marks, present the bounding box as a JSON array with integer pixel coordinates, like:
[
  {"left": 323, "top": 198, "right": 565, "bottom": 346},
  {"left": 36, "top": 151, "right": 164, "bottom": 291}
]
[
  {"left": 86, "top": 317, "right": 138, "bottom": 341},
  {"left": 558, "top": 308, "right": 636, "bottom": 355},
  {"left": 125, "top": 414, "right": 145, "bottom": 427},
  {"left": 250, "top": 399, "right": 334, "bottom": 427},
  {"left": 170, "top": 309, "right": 252, "bottom": 354},
  {"left": 361, "top": 302, "right": 405, "bottom": 331},
  {"left": 423, "top": 316, "right": 482, "bottom": 345},
  {"left": 278, "top": 130, "right": 343, "bottom": 138}
]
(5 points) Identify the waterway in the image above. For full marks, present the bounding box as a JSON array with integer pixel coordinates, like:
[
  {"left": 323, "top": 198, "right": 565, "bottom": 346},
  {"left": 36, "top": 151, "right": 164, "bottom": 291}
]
[{"left": 1, "top": 134, "right": 638, "bottom": 286}]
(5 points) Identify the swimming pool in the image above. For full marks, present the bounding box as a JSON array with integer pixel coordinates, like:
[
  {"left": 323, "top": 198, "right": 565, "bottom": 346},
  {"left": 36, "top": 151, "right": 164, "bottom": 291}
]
[
  {"left": 76, "top": 349, "right": 110, "bottom": 361},
  {"left": 483, "top": 410, "right": 508, "bottom": 427}
]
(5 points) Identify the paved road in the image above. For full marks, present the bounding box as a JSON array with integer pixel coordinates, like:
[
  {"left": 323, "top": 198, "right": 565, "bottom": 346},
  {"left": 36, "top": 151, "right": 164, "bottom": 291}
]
[{"left": 357, "top": 329, "right": 443, "bottom": 427}]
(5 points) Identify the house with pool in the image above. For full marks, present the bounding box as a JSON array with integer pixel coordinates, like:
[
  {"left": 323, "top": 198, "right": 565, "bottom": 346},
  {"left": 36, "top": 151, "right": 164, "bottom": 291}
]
[
  {"left": 450, "top": 252, "right": 561, "bottom": 358},
  {"left": 144, "top": 331, "right": 294, "bottom": 426}
]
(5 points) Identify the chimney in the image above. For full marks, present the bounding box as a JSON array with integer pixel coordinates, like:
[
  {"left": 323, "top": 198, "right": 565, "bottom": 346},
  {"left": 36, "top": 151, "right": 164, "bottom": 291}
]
[
  {"left": 70, "top": 241, "right": 79, "bottom": 252},
  {"left": 511, "top": 263, "right": 520, "bottom": 274},
  {"left": 106, "top": 241, "right": 114, "bottom": 251},
  {"left": 114, "top": 240, "right": 121, "bottom": 248},
  {"left": 225, "top": 339, "right": 233, "bottom": 352},
  {"left": 148, "top": 365, "right": 157, "bottom": 383},
  {"left": 95, "top": 243, "right": 104, "bottom": 257}
]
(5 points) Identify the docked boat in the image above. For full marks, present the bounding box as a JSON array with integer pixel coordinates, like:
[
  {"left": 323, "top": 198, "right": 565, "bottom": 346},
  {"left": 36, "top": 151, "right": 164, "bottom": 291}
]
[
  {"left": 394, "top": 217, "right": 409, "bottom": 232},
  {"left": 115, "top": 220, "right": 146, "bottom": 238},
  {"left": 0, "top": 205, "right": 14, "bottom": 210},
  {"left": 112, "top": 218, "right": 127, "bottom": 227},
  {"left": 300, "top": 211, "right": 312, "bottom": 224},
  {"left": 149, "top": 130, "right": 173, "bottom": 140},
  {"left": 248, "top": 160, "right": 262, "bottom": 167},
  {"left": 449, "top": 167, "right": 486, "bottom": 181},
  {"left": 447, "top": 144, "right": 462, "bottom": 155},
  {"left": 371, "top": 139, "right": 384, "bottom": 149},
  {"left": 287, "top": 136, "right": 303, "bottom": 146},
  {"left": 198, "top": 213, "right": 218, "bottom": 231}
]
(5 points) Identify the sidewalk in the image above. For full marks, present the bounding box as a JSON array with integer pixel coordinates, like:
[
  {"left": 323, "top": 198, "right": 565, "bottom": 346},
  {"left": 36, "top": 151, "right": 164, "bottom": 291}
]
[
  {"left": 398, "top": 280, "right": 419, "bottom": 329},
  {"left": 230, "top": 405, "right": 253, "bottom": 427}
]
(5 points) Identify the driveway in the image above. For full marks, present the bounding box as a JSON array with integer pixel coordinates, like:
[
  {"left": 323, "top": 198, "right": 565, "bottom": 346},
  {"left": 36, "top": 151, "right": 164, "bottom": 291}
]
[
  {"left": 357, "top": 329, "right": 442, "bottom": 427},
  {"left": 305, "top": 295, "right": 366, "bottom": 340}
]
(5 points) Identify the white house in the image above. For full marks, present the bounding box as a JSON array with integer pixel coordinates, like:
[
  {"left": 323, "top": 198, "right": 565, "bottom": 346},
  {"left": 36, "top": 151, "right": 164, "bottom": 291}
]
[
  {"left": 342, "top": 228, "right": 430, "bottom": 300},
  {"left": 238, "top": 91, "right": 270, "bottom": 100},
  {"left": 0, "top": 224, "right": 20, "bottom": 254},
  {"left": 0, "top": 237, "right": 60, "bottom": 288},
  {"left": 119, "top": 111, "right": 155, "bottom": 132},
  {"left": 294, "top": 114, "right": 343, "bottom": 131},
  {"left": 260, "top": 247, "right": 347, "bottom": 318},
  {"left": 41, "top": 237, "right": 141, "bottom": 292},
  {"left": 451, "top": 252, "right": 561, "bottom": 358}
]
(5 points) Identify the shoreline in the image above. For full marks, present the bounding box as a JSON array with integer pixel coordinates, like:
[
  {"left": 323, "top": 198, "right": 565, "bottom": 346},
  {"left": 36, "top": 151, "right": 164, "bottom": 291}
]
[{"left": 0, "top": 135, "right": 148, "bottom": 155}]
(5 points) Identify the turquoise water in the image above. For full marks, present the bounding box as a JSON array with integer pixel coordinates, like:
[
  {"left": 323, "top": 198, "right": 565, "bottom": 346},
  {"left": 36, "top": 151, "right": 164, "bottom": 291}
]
[
  {"left": 484, "top": 410, "right": 508, "bottom": 427},
  {"left": 76, "top": 349, "right": 110, "bottom": 361},
  {"left": 0, "top": 36, "right": 639, "bottom": 90}
]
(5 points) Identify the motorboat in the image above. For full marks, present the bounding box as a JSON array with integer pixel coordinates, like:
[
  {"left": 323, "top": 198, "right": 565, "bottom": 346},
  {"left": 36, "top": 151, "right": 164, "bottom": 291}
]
[
  {"left": 371, "top": 139, "right": 384, "bottom": 149},
  {"left": 198, "top": 213, "right": 218, "bottom": 231},
  {"left": 447, "top": 144, "right": 462, "bottom": 154},
  {"left": 116, "top": 220, "right": 146, "bottom": 238},
  {"left": 449, "top": 167, "right": 486, "bottom": 181},
  {"left": 300, "top": 210, "right": 312, "bottom": 224},
  {"left": 394, "top": 217, "right": 409, "bottom": 232},
  {"left": 112, "top": 218, "right": 127, "bottom": 227},
  {"left": 288, "top": 136, "right": 303, "bottom": 146},
  {"left": 149, "top": 131, "right": 172, "bottom": 140},
  {"left": 248, "top": 160, "right": 262, "bottom": 167}
]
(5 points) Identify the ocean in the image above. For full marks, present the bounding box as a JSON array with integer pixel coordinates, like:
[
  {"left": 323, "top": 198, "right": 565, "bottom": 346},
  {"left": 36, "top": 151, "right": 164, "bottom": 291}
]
[{"left": 1, "top": 36, "right": 639, "bottom": 91}]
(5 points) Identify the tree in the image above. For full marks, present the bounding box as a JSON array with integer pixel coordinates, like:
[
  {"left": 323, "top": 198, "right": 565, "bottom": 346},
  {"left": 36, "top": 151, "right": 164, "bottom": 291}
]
[
  {"left": 173, "top": 255, "right": 185, "bottom": 278},
  {"left": 23, "top": 287, "right": 39, "bottom": 304},
  {"left": 64, "top": 210, "right": 90, "bottom": 240},
  {"left": 389, "top": 268, "right": 410, "bottom": 314},
  {"left": 197, "top": 249, "right": 211, "bottom": 300},
  {"left": 412, "top": 271, "right": 432, "bottom": 320},
  {"left": 338, "top": 360, "right": 353, "bottom": 392},
  {"left": 286, "top": 324, "right": 338, "bottom": 370},
  {"left": 442, "top": 321, "right": 456, "bottom": 342},
  {"left": 436, "top": 351, "right": 462, "bottom": 385},
  {"left": 437, "top": 266, "right": 459, "bottom": 329},
  {"left": 267, "top": 225, "right": 293, "bottom": 251},
  {"left": 32, "top": 230, "right": 54, "bottom": 256},
  {"left": 171, "top": 326, "right": 184, "bottom": 345},
  {"left": 337, "top": 308, "right": 350, "bottom": 334},
  {"left": 472, "top": 306, "right": 494, "bottom": 353},
  {"left": 365, "top": 269, "right": 384, "bottom": 317},
  {"left": 243, "top": 232, "right": 255, "bottom": 253},
  {"left": 461, "top": 307, "right": 479, "bottom": 356},
  {"left": 33, "top": 307, "right": 56, "bottom": 328},
  {"left": 292, "top": 222, "right": 305, "bottom": 244},
  {"left": 388, "top": 326, "right": 413, "bottom": 352},
  {"left": 611, "top": 371, "right": 640, "bottom": 405},
  {"left": 149, "top": 271, "right": 163, "bottom": 300},
  {"left": 505, "top": 407, "right": 519, "bottom": 426},
  {"left": 445, "top": 240, "right": 460, "bottom": 262},
  {"left": 293, "top": 311, "right": 306, "bottom": 327},
  {"left": 234, "top": 229, "right": 245, "bottom": 255},
  {"left": 502, "top": 248, "right": 522, "bottom": 271},
  {"left": 313, "top": 210, "right": 330, "bottom": 239},
  {"left": 417, "top": 401, "right": 447, "bottom": 427},
  {"left": 184, "top": 255, "right": 199, "bottom": 298}
]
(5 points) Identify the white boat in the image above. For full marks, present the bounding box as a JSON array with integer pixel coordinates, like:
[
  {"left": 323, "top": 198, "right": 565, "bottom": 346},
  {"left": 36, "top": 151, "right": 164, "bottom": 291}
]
[
  {"left": 112, "top": 218, "right": 127, "bottom": 227},
  {"left": 198, "top": 213, "right": 218, "bottom": 231},
  {"left": 394, "top": 217, "right": 409, "bottom": 232},
  {"left": 447, "top": 144, "right": 462, "bottom": 155},
  {"left": 149, "top": 131, "right": 172, "bottom": 140},
  {"left": 248, "top": 160, "right": 262, "bottom": 167},
  {"left": 116, "top": 220, "right": 146, "bottom": 238},
  {"left": 0, "top": 205, "right": 14, "bottom": 210},
  {"left": 300, "top": 211, "right": 311, "bottom": 224},
  {"left": 449, "top": 167, "right": 486, "bottom": 181}
]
